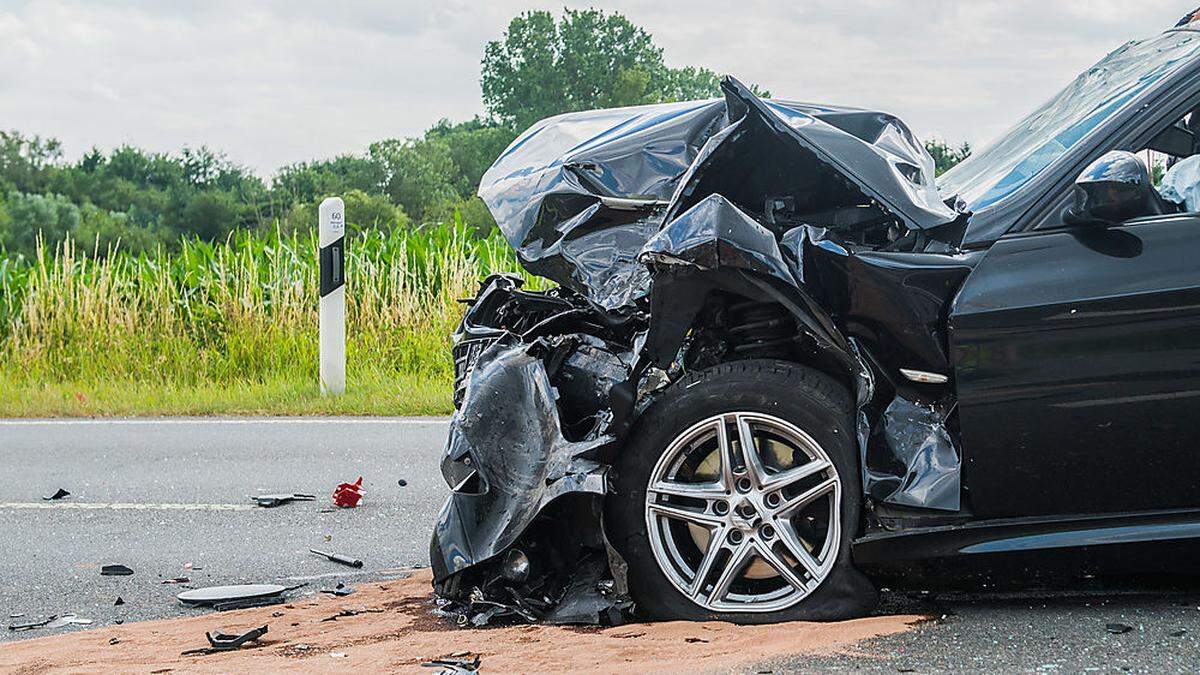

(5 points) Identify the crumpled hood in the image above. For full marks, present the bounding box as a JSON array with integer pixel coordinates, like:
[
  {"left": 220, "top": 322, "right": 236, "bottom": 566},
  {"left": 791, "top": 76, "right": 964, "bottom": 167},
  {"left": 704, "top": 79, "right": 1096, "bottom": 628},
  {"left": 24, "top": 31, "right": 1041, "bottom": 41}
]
[{"left": 478, "top": 77, "right": 959, "bottom": 308}]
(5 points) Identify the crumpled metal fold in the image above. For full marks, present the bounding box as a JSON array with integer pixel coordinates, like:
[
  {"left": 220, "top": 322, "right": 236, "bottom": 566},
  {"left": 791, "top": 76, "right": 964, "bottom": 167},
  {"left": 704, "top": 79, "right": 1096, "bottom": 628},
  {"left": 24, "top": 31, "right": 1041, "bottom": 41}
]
[{"left": 478, "top": 78, "right": 959, "bottom": 310}]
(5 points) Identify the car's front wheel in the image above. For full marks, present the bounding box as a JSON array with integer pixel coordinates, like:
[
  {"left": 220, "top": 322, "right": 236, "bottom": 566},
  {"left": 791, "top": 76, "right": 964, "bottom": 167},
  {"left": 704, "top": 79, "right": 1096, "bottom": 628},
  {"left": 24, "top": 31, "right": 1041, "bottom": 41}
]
[{"left": 606, "top": 359, "right": 876, "bottom": 623}]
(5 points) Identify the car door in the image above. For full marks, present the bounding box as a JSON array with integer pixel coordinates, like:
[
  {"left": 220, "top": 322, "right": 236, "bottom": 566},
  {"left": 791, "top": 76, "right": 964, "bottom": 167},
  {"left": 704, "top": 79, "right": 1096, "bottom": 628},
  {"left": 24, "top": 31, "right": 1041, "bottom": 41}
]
[{"left": 949, "top": 213, "right": 1200, "bottom": 519}]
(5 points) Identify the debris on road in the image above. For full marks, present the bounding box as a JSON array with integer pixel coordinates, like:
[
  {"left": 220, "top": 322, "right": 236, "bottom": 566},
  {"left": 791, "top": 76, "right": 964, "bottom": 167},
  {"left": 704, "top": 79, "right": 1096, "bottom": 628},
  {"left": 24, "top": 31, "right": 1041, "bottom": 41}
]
[
  {"left": 423, "top": 653, "right": 482, "bottom": 674},
  {"left": 177, "top": 584, "right": 298, "bottom": 612},
  {"left": 332, "top": 476, "right": 364, "bottom": 508},
  {"left": 8, "top": 615, "right": 56, "bottom": 632},
  {"left": 397, "top": 479, "right": 408, "bottom": 487},
  {"left": 114, "top": 597, "right": 125, "bottom": 606},
  {"left": 46, "top": 615, "right": 93, "bottom": 629},
  {"left": 161, "top": 577, "right": 190, "bottom": 585},
  {"left": 319, "top": 582, "right": 355, "bottom": 597},
  {"left": 320, "top": 607, "right": 383, "bottom": 622},
  {"left": 310, "top": 548, "right": 363, "bottom": 568},
  {"left": 0, "top": 569, "right": 923, "bottom": 672},
  {"left": 108, "top": 637, "right": 120, "bottom": 646},
  {"left": 250, "top": 493, "right": 316, "bottom": 508},
  {"left": 100, "top": 565, "right": 134, "bottom": 576},
  {"left": 42, "top": 488, "right": 70, "bottom": 501},
  {"left": 1107, "top": 623, "right": 1134, "bottom": 634},
  {"left": 181, "top": 625, "right": 269, "bottom": 656}
]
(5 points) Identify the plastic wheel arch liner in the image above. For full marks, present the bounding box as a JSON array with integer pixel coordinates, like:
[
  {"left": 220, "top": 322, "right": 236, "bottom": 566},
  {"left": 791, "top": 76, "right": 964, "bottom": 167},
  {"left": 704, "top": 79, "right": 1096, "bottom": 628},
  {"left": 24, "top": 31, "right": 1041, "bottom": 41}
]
[{"left": 433, "top": 336, "right": 613, "bottom": 579}]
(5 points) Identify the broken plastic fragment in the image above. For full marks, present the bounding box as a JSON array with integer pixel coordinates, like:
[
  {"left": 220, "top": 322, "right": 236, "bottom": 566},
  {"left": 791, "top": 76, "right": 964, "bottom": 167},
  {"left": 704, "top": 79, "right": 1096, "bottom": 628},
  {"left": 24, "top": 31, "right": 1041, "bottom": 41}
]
[
  {"left": 332, "top": 477, "right": 364, "bottom": 508},
  {"left": 422, "top": 654, "right": 482, "bottom": 674},
  {"left": 251, "top": 493, "right": 316, "bottom": 508},
  {"left": 181, "top": 625, "right": 268, "bottom": 655},
  {"left": 320, "top": 607, "right": 381, "bottom": 622},
  {"left": 100, "top": 564, "right": 134, "bottom": 576},
  {"left": 42, "top": 488, "right": 70, "bottom": 501},
  {"left": 319, "top": 582, "right": 356, "bottom": 597},
  {"left": 866, "top": 396, "right": 961, "bottom": 511},
  {"left": 114, "top": 596, "right": 125, "bottom": 606},
  {"left": 1106, "top": 623, "right": 1133, "bottom": 634},
  {"left": 45, "top": 615, "right": 92, "bottom": 628},
  {"left": 7, "top": 615, "right": 56, "bottom": 632},
  {"left": 177, "top": 584, "right": 288, "bottom": 607}
]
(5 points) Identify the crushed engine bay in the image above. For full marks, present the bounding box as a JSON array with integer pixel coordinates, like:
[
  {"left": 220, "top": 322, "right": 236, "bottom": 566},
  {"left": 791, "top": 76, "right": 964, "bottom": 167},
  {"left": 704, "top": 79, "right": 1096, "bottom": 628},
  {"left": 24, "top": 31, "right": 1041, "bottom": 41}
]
[{"left": 430, "top": 77, "right": 977, "bottom": 625}]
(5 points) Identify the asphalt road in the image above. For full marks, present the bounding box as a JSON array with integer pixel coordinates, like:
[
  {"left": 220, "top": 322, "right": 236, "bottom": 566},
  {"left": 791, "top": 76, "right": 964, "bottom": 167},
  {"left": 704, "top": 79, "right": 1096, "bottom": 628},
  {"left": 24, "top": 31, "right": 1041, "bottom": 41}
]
[
  {"left": 3, "top": 417, "right": 1200, "bottom": 672},
  {"left": 0, "top": 417, "right": 447, "bottom": 641}
]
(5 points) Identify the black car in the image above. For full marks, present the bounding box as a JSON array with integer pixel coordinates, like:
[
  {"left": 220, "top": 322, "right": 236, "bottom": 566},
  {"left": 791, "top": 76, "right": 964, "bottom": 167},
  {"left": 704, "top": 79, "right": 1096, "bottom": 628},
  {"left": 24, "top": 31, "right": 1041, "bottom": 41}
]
[{"left": 430, "top": 26, "right": 1200, "bottom": 625}]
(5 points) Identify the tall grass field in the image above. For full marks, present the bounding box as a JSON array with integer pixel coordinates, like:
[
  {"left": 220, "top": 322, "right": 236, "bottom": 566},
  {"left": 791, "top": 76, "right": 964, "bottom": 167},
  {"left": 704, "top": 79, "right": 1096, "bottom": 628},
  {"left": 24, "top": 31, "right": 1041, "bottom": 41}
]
[{"left": 0, "top": 221, "right": 533, "bottom": 417}]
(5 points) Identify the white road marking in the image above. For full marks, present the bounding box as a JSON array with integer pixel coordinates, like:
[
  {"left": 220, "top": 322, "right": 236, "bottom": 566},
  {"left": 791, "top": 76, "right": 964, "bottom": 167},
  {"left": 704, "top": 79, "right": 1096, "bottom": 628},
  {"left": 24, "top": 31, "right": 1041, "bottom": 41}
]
[
  {"left": 0, "top": 501, "right": 256, "bottom": 511},
  {"left": 0, "top": 417, "right": 448, "bottom": 427}
]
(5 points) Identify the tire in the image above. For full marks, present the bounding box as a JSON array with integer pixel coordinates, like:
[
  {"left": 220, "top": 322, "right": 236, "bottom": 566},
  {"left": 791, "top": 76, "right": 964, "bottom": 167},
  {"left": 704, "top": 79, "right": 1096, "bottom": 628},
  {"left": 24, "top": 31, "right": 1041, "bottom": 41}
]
[{"left": 606, "top": 359, "right": 877, "bottom": 623}]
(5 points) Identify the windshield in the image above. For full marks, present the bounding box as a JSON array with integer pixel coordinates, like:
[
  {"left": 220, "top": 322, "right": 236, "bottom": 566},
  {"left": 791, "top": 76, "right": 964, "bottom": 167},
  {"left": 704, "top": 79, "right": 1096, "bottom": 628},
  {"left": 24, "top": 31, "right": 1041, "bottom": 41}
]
[{"left": 939, "top": 30, "right": 1200, "bottom": 211}]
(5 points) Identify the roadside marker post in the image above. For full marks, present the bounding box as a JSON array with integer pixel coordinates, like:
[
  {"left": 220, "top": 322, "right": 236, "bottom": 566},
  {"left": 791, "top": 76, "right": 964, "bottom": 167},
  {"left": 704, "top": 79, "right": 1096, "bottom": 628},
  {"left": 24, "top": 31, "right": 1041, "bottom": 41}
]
[{"left": 319, "top": 197, "right": 346, "bottom": 395}]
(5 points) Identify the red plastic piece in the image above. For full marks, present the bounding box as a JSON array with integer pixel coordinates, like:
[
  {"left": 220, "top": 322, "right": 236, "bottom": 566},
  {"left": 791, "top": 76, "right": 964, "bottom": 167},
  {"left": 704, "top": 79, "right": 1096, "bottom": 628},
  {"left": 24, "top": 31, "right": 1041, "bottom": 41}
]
[{"left": 332, "top": 476, "right": 364, "bottom": 508}]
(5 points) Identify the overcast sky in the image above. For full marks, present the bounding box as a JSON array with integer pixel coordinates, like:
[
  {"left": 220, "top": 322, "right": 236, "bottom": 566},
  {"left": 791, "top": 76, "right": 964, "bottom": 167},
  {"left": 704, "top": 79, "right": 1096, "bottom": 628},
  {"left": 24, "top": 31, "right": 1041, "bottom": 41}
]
[{"left": 0, "top": 1, "right": 1191, "bottom": 176}]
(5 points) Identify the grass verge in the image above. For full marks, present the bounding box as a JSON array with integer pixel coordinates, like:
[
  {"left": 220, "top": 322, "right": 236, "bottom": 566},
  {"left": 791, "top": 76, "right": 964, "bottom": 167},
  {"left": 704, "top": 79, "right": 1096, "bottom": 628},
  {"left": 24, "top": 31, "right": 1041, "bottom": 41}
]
[
  {"left": 0, "top": 372, "right": 452, "bottom": 417},
  {"left": 0, "top": 220, "right": 536, "bottom": 417}
]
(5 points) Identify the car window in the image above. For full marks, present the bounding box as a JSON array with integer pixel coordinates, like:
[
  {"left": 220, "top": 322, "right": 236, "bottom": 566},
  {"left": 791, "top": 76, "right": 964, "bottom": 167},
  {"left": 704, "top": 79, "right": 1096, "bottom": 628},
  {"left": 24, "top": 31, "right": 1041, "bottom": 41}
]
[{"left": 939, "top": 30, "right": 1200, "bottom": 213}]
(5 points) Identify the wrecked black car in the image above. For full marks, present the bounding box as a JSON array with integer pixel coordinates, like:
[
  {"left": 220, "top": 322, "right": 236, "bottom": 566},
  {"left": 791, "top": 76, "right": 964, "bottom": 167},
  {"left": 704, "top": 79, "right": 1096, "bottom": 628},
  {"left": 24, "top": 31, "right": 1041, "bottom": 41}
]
[{"left": 431, "top": 26, "right": 1200, "bottom": 624}]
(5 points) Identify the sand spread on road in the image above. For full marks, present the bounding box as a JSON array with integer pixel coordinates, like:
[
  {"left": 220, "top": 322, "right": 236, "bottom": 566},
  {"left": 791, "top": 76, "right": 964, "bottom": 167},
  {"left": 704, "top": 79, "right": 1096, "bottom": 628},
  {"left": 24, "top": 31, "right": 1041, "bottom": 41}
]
[{"left": 0, "top": 569, "right": 924, "bottom": 674}]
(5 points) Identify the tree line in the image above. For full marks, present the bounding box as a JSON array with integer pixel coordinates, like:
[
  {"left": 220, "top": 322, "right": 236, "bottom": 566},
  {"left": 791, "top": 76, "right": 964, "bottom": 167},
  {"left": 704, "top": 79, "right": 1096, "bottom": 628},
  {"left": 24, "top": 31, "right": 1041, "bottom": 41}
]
[{"left": 0, "top": 8, "right": 967, "bottom": 257}]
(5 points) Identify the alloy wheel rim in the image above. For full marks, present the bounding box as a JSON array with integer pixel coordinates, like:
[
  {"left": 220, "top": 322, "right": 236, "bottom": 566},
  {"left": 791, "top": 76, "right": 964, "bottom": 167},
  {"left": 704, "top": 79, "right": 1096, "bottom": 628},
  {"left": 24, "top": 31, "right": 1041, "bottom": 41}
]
[{"left": 644, "top": 412, "right": 841, "bottom": 613}]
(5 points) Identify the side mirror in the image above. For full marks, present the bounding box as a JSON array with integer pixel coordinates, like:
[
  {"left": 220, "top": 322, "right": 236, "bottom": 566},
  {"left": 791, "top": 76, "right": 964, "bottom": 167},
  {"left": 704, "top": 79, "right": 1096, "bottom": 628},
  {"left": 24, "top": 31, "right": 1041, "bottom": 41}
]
[{"left": 1065, "top": 151, "right": 1158, "bottom": 226}]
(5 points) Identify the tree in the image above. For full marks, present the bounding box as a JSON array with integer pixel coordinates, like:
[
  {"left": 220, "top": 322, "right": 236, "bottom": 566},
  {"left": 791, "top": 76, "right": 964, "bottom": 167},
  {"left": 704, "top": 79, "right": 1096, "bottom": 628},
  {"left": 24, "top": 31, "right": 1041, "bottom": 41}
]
[
  {"left": 368, "top": 138, "right": 459, "bottom": 223},
  {"left": 0, "top": 192, "right": 81, "bottom": 253},
  {"left": 925, "top": 139, "right": 972, "bottom": 176},
  {"left": 282, "top": 189, "right": 408, "bottom": 236},
  {"left": 174, "top": 190, "right": 239, "bottom": 241},
  {"left": 481, "top": 9, "right": 763, "bottom": 131},
  {"left": 272, "top": 155, "right": 386, "bottom": 207},
  {"left": 424, "top": 119, "right": 518, "bottom": 197},
  {"left": 0, "top": 131, "right": 63, "bottom": 194}
]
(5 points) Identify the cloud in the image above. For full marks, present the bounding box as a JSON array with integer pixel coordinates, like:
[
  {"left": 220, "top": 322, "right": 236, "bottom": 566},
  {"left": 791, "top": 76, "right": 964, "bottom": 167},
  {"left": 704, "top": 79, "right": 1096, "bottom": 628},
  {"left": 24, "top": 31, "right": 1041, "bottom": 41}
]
[{"left": 0, "top": 0, "right": 1188, "bottom": 175}]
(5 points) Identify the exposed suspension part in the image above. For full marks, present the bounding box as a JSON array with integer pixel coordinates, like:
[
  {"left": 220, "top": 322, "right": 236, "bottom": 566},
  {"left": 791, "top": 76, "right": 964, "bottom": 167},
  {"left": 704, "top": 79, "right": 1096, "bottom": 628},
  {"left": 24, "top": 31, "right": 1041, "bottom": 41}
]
[{"left": 725, "top": 300, "right": 798, "bottom": 358}]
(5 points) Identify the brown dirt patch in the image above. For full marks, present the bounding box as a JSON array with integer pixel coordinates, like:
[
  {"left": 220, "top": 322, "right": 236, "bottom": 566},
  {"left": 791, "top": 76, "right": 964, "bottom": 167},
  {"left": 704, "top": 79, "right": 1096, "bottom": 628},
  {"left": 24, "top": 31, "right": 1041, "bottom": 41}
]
[{"left": 0, "top": 570, "right": 925, "bottom": 674}]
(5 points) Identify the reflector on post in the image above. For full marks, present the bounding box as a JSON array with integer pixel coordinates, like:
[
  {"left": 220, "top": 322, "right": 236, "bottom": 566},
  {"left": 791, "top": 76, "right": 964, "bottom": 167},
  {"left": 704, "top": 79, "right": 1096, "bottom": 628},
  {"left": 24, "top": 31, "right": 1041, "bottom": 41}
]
[{"left": 319, "top": 197, "right": 345, "bottom": 395}]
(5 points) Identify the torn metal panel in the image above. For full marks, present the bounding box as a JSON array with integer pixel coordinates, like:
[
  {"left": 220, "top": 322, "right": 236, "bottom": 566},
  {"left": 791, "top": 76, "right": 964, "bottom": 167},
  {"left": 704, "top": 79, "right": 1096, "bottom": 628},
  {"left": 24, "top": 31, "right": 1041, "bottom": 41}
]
[
  {"left": 867, "top": 396, "right": 961, "bottom": 512},
  {"left": 787, "top": 225, "right": 980, "bottom": 376}
]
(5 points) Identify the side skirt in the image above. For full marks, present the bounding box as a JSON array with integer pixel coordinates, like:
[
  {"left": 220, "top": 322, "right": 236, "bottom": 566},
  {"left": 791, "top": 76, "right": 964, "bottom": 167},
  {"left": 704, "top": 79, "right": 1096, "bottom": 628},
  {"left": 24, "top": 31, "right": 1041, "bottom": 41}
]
[{"left": 852, "top": 508, "right": 1200, "bottom": 589}]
